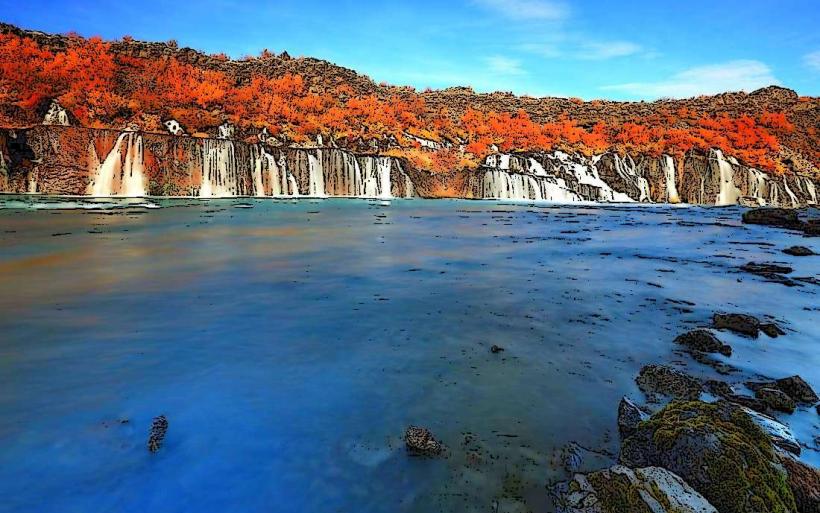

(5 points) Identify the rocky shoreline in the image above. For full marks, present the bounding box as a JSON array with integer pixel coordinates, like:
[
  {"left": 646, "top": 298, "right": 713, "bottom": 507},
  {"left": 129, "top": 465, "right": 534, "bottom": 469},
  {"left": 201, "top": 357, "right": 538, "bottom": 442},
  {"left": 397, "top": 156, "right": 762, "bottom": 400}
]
[{"left": 399, "top": 208, "right": 819, "bottom": 512}]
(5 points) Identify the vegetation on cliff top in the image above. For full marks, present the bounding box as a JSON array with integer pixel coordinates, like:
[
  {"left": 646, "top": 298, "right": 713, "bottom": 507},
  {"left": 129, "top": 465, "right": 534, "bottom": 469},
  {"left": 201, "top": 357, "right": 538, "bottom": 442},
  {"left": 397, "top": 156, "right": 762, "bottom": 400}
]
[{"left": 0, "top": 24, "right": 817, "bottom": 176}]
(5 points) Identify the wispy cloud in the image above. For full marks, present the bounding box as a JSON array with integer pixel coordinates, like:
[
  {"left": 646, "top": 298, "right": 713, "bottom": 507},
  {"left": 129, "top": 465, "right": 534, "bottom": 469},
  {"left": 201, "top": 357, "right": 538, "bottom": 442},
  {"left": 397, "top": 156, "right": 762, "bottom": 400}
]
[
  {"left": 473, "top": 0, "right": 569, "bottom": 20},
  {"left": 577, "top": 41, "right": 642, "bottom": 60},
  {"left": 485, "top": 55, "right": 528, "bottom": 75},
  {"left": 804, "top": 51, "right": 820, "bottom": 72},
  {"left": 602, "top": 60, "right": 779, "bottom": 99}
]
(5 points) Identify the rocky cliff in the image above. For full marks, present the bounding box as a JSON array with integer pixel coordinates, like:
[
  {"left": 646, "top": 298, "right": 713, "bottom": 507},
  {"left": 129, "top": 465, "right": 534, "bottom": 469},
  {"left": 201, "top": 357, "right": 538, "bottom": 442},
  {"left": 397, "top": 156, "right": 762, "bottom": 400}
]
[{"left": 1, "top": 126, "right": 816, "bottom": 207}]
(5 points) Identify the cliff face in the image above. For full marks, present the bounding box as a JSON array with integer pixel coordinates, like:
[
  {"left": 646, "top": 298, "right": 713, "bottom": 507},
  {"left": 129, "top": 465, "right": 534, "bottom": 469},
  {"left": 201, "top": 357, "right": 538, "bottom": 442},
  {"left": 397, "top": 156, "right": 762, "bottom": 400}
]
[
  {"left": 0, "top": 126, "right": 416, "bottom": 199},
  {"left": 1, "top": 126, "right": 816, "bottom": 207}
]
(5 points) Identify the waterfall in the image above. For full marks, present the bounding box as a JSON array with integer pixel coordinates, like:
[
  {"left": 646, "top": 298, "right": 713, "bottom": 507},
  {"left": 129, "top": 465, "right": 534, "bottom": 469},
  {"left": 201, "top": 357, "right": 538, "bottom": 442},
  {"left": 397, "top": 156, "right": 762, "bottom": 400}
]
[
  {"left": 611, "top": 154, "right": 651, "bottom": 202},
  {"left": 748, "top": 169, "right": 769, "bottom": 205},
  {"left": 361, "top": 157, "right": 392, "bottom": 198},
  {"left": 88, "top": 132, "right": 146, "bottom": 197},
  {"left": 27, "top": 169, "right": 38, "bottom": 194},
  {"left": 307, "top": 151, "right": 326, "bottom": 197},
  {"left": 481, "top": 169, "right": 581, "bottom": 202},
  {"left": 782, "top": 177, "right": 799, "bottom": 208},
  {"left": 713, "top": 149, "right": 741, "bottom": 206},
  {"left": 661, "top": 155, "right": 681, "bottom": 203},
  {"left": 251, "top": 149, "right": 265, "bottom": 197},
  {"left": 201, "top": 139, "right": 238, "bottom": 197}
]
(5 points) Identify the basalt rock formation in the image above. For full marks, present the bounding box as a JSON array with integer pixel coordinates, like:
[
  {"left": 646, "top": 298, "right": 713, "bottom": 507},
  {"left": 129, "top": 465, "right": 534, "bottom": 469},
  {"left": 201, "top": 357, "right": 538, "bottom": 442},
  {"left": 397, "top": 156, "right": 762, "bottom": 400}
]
[{"left": 2, "top": 125, "right": 817, "bottom": 206}]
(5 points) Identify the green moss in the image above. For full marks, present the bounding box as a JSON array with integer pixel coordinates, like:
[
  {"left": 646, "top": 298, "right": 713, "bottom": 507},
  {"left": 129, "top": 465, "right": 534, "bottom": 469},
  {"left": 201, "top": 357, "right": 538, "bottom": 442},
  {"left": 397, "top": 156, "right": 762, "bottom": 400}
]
[
  {"left": 587, "top": 471, "right": 653, "bottom": 513},
  {"left": 637, "top": 401, "right": 796, "bottom": 513}
]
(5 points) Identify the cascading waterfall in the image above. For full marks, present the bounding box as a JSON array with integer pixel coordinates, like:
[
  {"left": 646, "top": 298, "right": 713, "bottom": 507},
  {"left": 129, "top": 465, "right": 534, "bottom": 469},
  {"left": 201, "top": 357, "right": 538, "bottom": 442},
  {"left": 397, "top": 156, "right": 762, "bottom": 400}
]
[
  {"left": 307, "top": 151, "right": 326, "bottom": 197},
  {"left": 612, "top": 154, "right": 651, "bottom": 202},
  {"left": 201, "top": 139, "right": 238, "bottom": 197},
  {"left": 360, "top": 157, "right": 393, "bottom": 198},
  {"left": 660, "top": 155, "right": 681, "bottom": 203},
  {"left": 782, "top": 177, "right": 799, "bottom": 208},
  {"left": 88, "top": 132, "right": 146, "bottom": 197},
  {"left": 747, "top": 169, "right": 769, "bottom": 206},
  {"left": 713, "top": 149, "right": 741, "bottom": 206}
]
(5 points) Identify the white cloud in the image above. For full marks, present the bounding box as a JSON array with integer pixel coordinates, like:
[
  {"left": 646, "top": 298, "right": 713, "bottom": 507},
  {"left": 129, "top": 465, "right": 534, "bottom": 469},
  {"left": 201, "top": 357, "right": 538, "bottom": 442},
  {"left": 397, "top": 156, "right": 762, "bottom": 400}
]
[
  {"left": 485, "top": 55, "right": 527, "bottom": 75},
  {"left": 577, "top": 41, "right": 642, "bottom": 60},
  {"left": 804, "top": 51, "right": 820, "bottom": 72},
  {"left": 602, "top": 60, "right": 779, "bottom": 99},
  {"left": 473, "top": 0, "right": 569, "bottom": 20}
]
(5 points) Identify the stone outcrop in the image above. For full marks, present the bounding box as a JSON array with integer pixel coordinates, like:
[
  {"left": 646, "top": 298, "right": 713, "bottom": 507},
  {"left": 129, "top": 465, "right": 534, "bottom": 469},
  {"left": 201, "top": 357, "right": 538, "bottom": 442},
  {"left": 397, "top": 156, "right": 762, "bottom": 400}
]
[
  {"left": 620, "top": 401, "right": 796, "bottom": 513},
  {"left": 552, "top": 465, "right": 717, "bottom": 513},
  {"left": 0, "top": 126, "right": 417, "bottom": 199}
]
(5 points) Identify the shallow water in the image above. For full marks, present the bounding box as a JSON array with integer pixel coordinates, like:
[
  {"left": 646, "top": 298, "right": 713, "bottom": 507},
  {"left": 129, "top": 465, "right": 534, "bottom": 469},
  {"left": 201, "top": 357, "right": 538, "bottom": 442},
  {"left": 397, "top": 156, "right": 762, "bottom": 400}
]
[{"left": 0, "top": 196, "right": 817, "bottom": 513}]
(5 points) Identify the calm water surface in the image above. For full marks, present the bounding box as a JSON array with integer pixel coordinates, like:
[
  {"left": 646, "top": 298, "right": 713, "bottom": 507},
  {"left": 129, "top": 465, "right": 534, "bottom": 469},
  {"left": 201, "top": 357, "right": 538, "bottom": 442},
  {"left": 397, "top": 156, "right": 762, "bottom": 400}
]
[{"left": 0, "top": 196, "right": 818, "bottom": 513}]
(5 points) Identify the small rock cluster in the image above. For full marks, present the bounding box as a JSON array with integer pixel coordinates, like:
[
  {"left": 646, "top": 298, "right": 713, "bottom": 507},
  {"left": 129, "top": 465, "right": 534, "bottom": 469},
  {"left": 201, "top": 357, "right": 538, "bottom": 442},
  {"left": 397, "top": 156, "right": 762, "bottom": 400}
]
[{"left": 147, "top": 415, "right": 169, "bottom": 453}]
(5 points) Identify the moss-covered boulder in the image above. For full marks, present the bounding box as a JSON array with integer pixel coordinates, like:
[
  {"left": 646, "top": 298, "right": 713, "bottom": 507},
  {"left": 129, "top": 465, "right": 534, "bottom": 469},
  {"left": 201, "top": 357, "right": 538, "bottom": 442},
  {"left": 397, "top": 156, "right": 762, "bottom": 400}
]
[
  {"left": 552, "top": 465, "right": 717, "bottom": 513},
  {"left": 620, "top": 400, "right": 796, "bottom": 513}
]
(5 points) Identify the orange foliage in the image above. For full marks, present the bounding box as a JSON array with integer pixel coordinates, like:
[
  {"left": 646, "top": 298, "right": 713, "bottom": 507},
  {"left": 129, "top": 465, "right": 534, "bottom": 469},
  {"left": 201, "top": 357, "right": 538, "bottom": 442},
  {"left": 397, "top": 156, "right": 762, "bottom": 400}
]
[{"left": 0, "top": 31, "right": 801, "bottom": 173}]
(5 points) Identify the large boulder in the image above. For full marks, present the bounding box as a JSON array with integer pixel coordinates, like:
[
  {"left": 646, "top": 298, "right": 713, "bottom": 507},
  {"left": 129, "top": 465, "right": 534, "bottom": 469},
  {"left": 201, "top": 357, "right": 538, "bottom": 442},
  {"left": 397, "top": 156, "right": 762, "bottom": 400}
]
[
  {"left": 675, "top": 329, "right": 732, "bottom": 355},
  {"left": 636, "top": 365, "right": 702, "bottom": 402},
  {"left": 755, "top": 387, "right": 797, "bottom": 414},
  {"left": 404, "top": 426, "right": 444, "bottom": 456},
  {"left": 620, "top": 401, "right": 796, "bottom": 513},
  {"left": 552, "top": 465, "right": 717, "bottom": 513}
]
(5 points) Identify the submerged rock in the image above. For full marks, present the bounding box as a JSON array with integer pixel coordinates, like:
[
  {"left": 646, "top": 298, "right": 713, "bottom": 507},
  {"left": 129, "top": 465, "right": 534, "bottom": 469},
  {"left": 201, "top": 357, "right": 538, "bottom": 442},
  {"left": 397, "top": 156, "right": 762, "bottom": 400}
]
[
  {"left": 782, "top": 246, "right": 815, "bottom": 256},
  {"left": 740, "top": 262, "right": 794, "bottom": 275},
  {"left": 742, "top": 208, "right": 801, "bottom": 229},
  {"left": 760, "top": 323, "right": 786, "bottom": 338},
  {"left": 147, "top": 415, "right": 168, "bottom": 453},
  {"left": 674, "top": 329, "right": 732, "bottom": 356},
  {"left": 620, "top": 400, "right": 796, "bottom": 513},
  {"left": 617, "top": 397, "right": 649, "bottom": 438},
  {"left": 405, "top": 426, "right": 444, "bottom": 456},
  {"left": 636, "top": 365, "right": 702, "bottom": 402},
  {"left": 552, "top": 465, "right": 717, "bottom": 513},
  {"left": 781, "top": 457, "right": 820, "bottom": 513},
  {"left": 490, "top": 344, "right": 505, "bottom": 354},
  {"left": 755, "top": 387, "right": 797, "bottom": 414},
  {"left": 713, "top": 313, "right": 761, "bottom": 338}
]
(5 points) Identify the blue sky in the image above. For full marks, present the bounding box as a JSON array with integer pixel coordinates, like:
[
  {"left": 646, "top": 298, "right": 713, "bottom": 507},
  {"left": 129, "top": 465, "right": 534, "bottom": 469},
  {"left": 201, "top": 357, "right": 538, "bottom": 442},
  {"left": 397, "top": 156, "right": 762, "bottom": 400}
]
[{"left": 2, "top": 0, "right": 818, "bottom": 100}]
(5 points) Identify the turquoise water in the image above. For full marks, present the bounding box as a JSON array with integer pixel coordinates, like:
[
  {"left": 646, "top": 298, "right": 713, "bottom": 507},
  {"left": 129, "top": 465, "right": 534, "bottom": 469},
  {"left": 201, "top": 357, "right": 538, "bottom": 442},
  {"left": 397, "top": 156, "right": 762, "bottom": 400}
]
[{"left": 0, "top": 197, "right": 817, "bottom": 512}]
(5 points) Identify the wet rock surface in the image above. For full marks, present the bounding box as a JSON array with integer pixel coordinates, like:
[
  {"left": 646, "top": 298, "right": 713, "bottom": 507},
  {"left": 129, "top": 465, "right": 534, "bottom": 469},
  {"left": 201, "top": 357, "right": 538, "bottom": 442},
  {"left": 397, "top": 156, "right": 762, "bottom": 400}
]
[
  {"left": 755, "top": 375, "right": 820, "bottom": 404},
  {"left": 617, "top": 397, "right": 649, "bottom": 438},
  {"left": 674, "top": 329, "right": 732, "bottom": 355},
  {"left": 552, "top": 465, "right": 717, "bottom": 513},
  {"left": 713, "top": 313, "right": 761, "bottom": 338},
  {"left": 755, "top": 387, "right": 797, "bottom": 414},
  {"left": 783, "top": 245, "right": 815, "bottom": 256},
  {"left": 742, "top": 208, "right": 802, "bottom": 229},
  {"left": 619, "top": 400, "right": 796, "bottom": 513},
  {"left": 741, "top": 406, "right": 802, "bottom": 455},
  {"left": 147, "top": 415, "right": 168, "bottom": 453},
  {"left": 636, "top": 365, "right": 702, "bottom": 402},
  {"left": 760, "top": 323, "right": 786, "bottom": 338},
  {"left": 405, "top": 426, "right": 444, "bottom": 456}
]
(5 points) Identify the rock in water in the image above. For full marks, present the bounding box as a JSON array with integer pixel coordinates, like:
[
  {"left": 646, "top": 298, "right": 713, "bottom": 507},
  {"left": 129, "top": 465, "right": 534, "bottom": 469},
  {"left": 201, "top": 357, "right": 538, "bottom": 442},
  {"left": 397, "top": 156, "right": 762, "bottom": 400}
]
[
  {"left": 783, "top": 246, "right": 815, "bottom": 256},
  {"left": 741, "top": 406, "right": 801, "bottom": 455},
  {"left": 617, "top": 397, "right": 649, "bottom": 438},
  {"left": 759, "top": 323, "right": 786, "bottom": 338},
  {"left": 490, "top": 344, "right": 505, "bottom": 354},
  {"left": 405, "top": 426, "right": 444, "bottom": 456},
  {"left": 774, "top": 376, "right": 819, "bottom": 404},
  {"left": 781, "top": 457, "right": 820, "bottom": 513},
  {"left": 636, "top": 365, "right": 702, "bottom": 402},
  {"left": 740, "top": 262, "right": 794, "bottom": 275},
  {"left": 712, "top": 313, "right": 761, "bottom": 338},
  {"left": 147, "top": 415, "right": 168, "bottom": 453},
  {"left": 755, "top": 387, "right": 796, "bottom": 414},
  {"left": 552, "top": 465, "right": 718, "bottom": 513},
  {"left": 674, "top": 329, "right": 732, "bottom": 356},
  {"left": 620, "top": 401, "right": 796, "bottom": 513},
  {"left": 742, "top": 208, "right": 801, "bottom": 229}
]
